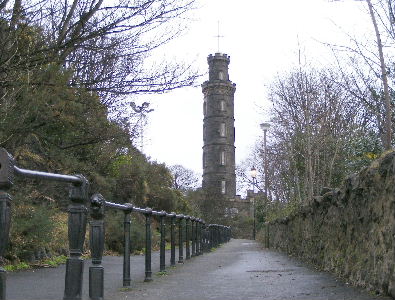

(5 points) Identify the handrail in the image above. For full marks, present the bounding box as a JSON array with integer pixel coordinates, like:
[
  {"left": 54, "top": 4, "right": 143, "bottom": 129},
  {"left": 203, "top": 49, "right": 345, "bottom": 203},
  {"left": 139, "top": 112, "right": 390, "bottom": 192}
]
[
  {"left": 0, "top": 148, "right": 231, "bottom": 300},
  {"left": 103, "top": 201, "right": 133, "bottom": 212},
  {"left": 14, "top": 166, "right": 83, "bottom": 184}
]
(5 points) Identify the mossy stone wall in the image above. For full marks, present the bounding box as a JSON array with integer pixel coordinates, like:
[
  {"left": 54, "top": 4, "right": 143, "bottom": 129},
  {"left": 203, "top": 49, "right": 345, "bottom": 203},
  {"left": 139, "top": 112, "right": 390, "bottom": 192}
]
[{"left": 266, "top": 151, "right": 395, "bottom": 297}]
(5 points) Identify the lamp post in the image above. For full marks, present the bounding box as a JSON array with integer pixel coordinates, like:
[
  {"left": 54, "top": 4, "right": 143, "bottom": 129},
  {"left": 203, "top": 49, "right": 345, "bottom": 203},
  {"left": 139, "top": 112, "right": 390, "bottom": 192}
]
[
  {"left": 250, "top": 167, "right": 257, "bottom": 240},
  {"left": 260, "top": 122, "right": 270, "bottom": 199}
]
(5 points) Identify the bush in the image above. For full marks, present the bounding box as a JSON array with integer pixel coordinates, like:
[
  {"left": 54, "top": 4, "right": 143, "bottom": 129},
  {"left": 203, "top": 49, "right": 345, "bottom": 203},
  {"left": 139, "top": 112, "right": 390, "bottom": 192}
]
[
  {"left": 8, "top": 204, "right": 68, "bottom": 263},
  {"left": 227, "top": 215, "right": 254, "bottom": 239},
  {"left": 105, "top": 210, "right": 159, "bottom": 254}
]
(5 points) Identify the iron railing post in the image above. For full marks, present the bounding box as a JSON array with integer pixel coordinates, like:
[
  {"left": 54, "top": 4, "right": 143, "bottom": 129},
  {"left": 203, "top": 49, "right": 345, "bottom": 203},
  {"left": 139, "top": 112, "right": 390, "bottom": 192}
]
[
  {"left": 195, "top": 219, "right": 200, "bottom": 256},
  {"left": 214, "top": 225, "right": 218, "bottom": 248},
  {"left": 123, "top": 206, "right": 133, "bottom": 286},
  {"left": 169, "top": 213, "right": 176, "bottom": 266},
  {"left": 64, "top": 175, "right": 89, "bottom": 300},
  {"left": 197, "top": 219, "right": 202, "bottom": 255},
  {"left": 196, "top": 219, "right": 200, "bottom": 253},
  {"left": 177, "top": 215, "right": 184, "bottom": 263},
  {"left": 205, "top": 225, "right": 208, "bottom": 251},
  {"left": 159, "top": 211, "right": 166, "bottom": 272},
  {"left": 207, "top": 225, "right": 212, "bottom": 251},
  {"left": 0, "top": 149, "right": 14, "bottom": 300},
  {"left": 191, "top": 217, "right": 196, "bottom": 257},
  {"left": 209, "top": 225, "right": 213, "bottom": 249},
  {"left": 213, "top": 224, "right": 219, "bottom": 248},
  {"left": 89, "top": 194, "right": 105, "bottom": 300},
  {"left": 202, "top": 224, "right": 206, "bottom": 253},
  {"left": 193, "top": 218, "right": 199, "bottom": 256},
  {"left": 144, "top": 208, "right": 153, "bottom": 282},
  {"left": 217, "top": 225, "right": 221, "bottom": 246},
  {"left": 185, "top": 216, "right": 191, "bottom": 260},
  {"left": 210, "top": 224, "right": 216, "bottom": 248},
  {"left": 200, "top": 220, "right": 204, "bottom": 254}
]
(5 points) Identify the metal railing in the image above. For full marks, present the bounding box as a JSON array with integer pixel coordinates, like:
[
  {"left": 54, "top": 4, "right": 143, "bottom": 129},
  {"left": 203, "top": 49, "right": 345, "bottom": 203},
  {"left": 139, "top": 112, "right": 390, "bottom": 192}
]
[{"left": 0, "top": 148, "right": 231, "bottom": 300}]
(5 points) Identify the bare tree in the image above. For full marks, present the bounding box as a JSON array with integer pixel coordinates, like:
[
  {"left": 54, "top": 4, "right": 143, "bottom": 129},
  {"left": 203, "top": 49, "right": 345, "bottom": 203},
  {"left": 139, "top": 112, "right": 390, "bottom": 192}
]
[
  {"left": 0, "top": 0, "right": 199, "bottom": 108},
  {"left": 328, "top": 0, "right": 393, "bottom": 149},
  {"left": 169, "top": 164, "right": 200, "bottom": 193},
  {"left": 259, "top": 66, "right": 371, "bottom": 205},
  {"left": 366, "top": 0, "right": 392, "bottom": 149}
]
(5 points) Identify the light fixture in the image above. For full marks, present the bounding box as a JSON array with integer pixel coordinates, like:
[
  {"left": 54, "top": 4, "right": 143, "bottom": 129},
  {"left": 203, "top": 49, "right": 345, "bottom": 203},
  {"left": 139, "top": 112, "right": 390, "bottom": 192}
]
[
  {"left": 250, "top": 166, "right": 257, "bottom": 179},
  {"left": 260, "top": 122, "right": 270, "bottom": 131}
]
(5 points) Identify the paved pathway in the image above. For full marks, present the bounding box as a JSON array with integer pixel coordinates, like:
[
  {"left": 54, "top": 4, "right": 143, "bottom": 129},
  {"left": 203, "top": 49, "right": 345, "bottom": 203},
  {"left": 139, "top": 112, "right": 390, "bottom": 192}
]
[{"left": 6, "top": 239, "right": 391, "bottom": 300}]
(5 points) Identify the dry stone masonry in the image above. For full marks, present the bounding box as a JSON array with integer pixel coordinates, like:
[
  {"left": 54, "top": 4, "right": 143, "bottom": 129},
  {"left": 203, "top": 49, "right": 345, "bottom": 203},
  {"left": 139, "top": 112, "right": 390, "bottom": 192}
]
[{"left": 266, "top": 151, "right": 395, "bottom": 297}]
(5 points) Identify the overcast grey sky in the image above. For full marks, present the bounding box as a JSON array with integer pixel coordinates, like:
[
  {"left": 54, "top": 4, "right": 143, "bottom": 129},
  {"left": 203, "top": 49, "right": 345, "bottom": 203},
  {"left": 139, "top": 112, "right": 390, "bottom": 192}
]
[{"left": 139, "top": 0, "right": 370, "bottom": 177}]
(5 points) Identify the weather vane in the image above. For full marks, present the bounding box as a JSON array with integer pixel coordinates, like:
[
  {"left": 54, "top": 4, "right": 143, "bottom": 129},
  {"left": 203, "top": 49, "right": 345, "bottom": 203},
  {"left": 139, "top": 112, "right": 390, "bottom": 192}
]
[{"left": 214, "top": 21, "right": 224, "bottom": 53}]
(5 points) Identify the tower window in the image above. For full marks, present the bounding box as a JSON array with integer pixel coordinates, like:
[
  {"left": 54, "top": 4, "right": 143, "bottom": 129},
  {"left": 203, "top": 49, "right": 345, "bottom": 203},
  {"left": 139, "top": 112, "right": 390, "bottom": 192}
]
[
  {"left": 221, "top": 180, "right": 226, "bottom": 194},
  {"left": 220, "top": 123, "right": 226, "bottom": 137},
  {"left": 218, "top": 71, "right": 224, "bottom": 80},
  {"left": 220, "top": 100, "right": 225, "bottom": 111},
  {"left": 220, "top": 151, "right": 226, "bottom": 166},
  {"left": 203, "top": 101, "right": 207, "bottom": 116}
]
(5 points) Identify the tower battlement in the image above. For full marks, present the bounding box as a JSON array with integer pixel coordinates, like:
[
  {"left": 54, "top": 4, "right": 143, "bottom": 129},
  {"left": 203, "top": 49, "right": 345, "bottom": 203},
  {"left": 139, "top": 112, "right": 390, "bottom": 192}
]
[
  {"left": 206, "top": 53, "right": 233, "bottom": 83},
  {"left": 207, "top": 53, "right": 230, "bottom": 63}
]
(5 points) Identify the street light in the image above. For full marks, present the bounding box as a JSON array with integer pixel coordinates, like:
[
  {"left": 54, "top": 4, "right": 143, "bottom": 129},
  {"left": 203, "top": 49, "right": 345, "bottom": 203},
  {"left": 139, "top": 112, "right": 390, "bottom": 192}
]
[
  {"left": 250, "top": 166, "right": 257, "bottom": 182},
  {"left": 260, "top": 122, "right": 270, "bottom": 199},
  {"left": 250, "top": 166, "right": 257, "bottom": 240}
]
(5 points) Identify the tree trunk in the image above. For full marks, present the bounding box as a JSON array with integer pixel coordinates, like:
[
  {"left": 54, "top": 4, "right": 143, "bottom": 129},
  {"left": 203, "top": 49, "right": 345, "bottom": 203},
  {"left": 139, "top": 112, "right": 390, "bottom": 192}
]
[{"left": 367, "top": 0, "right": 392, "bottom": 150}]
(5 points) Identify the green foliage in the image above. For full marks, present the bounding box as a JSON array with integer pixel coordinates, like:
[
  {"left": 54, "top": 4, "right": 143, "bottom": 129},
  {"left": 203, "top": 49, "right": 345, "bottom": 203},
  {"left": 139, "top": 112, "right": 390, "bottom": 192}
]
[
  {"left": 156, "top": 271, "right": 168, "bottom": 276},
  {"left": 41, "top": 255, "right": 68, "bottom": 267},
  {"left": 119, "top": 287, "right": 134, "bottom": 292},
  {"left": 8, "top": 204, "right": 57, "bottom": 262},
  {"left": 265, "top": 201, "right": 299, "bottom": 223},
  {"left": 105, "top": 211, "right": 164, "bottom": 254},
  {"left": 109, "top": 155, "right": 134, "bottom": 177},
  {"left": 226, "top": 215, "right": 254, "bottom": 239},
  {"left": 344, "top": 131, "right": 383, "bottom": 173},
  {"left": 4, "top": 262, "right": 30, "bottom": 272},
  {"left": 0, "top": 33, "right": 193, "bottom": 262}
]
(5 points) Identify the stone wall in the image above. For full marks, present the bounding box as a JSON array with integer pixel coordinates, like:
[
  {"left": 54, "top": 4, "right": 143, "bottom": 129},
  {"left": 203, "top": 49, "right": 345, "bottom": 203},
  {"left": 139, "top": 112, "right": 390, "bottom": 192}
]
[{"left": 266, "top": 151, "right": 395, "bottom": 297}]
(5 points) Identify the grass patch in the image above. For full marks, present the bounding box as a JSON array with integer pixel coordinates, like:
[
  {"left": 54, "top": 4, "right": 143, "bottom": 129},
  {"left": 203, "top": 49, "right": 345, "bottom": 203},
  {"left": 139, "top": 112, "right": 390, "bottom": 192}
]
[
  {"left": 41, "top": 255, "right": 68, "bottom": 267},
  {"left": 5, "top": 255, "right": 68, "bottom": 271},
  {"left": 4, "top": 262, "right": 30, "bottom": 272},
  {"left": 156, "top": 271, "right": 167, "bottom": 276},
  {"left": 133, "top": 249, "right": 145, "bottom": 255},
  {"left": 119, "top": 287, "right": 134, "bottom": 292}
]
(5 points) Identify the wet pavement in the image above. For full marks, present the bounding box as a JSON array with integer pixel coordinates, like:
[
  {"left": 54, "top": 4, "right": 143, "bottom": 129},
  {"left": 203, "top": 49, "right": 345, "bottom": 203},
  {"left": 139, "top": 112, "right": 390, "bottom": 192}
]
[{"left": 6, "top": 239, "right": 392, "bottom": 300}]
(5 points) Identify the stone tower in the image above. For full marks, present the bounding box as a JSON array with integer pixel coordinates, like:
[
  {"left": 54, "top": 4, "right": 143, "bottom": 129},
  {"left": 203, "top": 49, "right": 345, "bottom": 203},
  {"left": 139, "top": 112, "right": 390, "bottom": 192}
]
[{"left": 201, "top": 53, "right": 236, "bottom": 199}]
